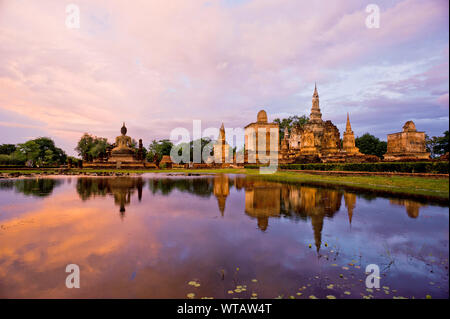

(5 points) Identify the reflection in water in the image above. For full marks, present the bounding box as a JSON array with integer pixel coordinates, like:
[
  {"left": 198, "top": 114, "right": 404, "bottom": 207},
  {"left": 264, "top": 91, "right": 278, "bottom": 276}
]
[
  {"left": 282, "top": 186, "right": 342, "bottom": 252},
  {"left": 74, "top": 175, "right": 428, "bottom": 251},
  {"left": 213, "top": 175, "right": 229, "bottom": 216},
  {"left": 0, "top": 174, "right": 446, "bottom": 299},
  {"left": 148, "top": 178, "right": 213, "bottom": 197},
  {"left": 0, "top": 178, "right": 63, "bottom": 197},
  {"left": 76, "top": 177, "right": 145, "bottom": 218},
  {"left": 344, "top": 193, "right": 356, "bottom": 226},
  {"left": 389, "top": 199, "right": 425, "bottom": 218},
  {"left": 245, "top": 181, "right": 281, "bottom": 231},
  {"left": 243, "top": 180, "right": 343, "bottom": 252}
]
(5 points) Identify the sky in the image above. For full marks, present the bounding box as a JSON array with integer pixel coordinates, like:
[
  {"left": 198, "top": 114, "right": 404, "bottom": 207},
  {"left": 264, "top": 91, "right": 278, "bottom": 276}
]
[{"left": 0, "top": 0, "right": 448, "bottom": 156}]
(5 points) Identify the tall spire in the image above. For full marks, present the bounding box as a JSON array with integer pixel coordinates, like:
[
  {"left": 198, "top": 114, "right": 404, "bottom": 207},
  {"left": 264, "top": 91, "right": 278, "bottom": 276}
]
[
  {"left": 310, "top": 83, "right": 322, "bottom": 123},
  {"left": 219, "top": 123, "right": 225, "bottom": 141},
  {"left": 346, "top": 113, "right": 352, "bottom": 132}
]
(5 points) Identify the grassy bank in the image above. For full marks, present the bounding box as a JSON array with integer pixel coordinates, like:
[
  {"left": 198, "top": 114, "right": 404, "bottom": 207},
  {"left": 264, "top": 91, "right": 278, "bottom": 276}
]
[
  {"left": 252, "top": 161, "right": 449, "bottom": 174},
  {"left": 1, "top": 168, "right": 448, "bottom": 200}
]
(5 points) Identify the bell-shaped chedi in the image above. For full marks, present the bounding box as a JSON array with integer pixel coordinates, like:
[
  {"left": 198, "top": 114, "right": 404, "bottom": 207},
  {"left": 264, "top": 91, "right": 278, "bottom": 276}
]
[{"left": 384, "top": 121, "right": 430, "bottom": 161}]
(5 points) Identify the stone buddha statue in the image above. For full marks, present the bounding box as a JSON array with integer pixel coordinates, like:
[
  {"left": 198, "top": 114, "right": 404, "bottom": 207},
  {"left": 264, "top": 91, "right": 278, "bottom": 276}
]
[{"left": 111, "top": 123, "right": 134, "bottom": 155}]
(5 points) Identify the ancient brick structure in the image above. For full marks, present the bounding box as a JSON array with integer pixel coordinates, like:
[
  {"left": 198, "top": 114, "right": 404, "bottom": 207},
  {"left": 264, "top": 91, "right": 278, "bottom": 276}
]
[
  {"left": 342, "top": 113, "right": 362, "bottom": 155},
  {"left": 384, "top": 121, "right": 430, "bottom": 161},
  {"left": 159, "top": 155, "right": 173, "bottom": 168},
  {"left": 85, "top": 123, "right": 150, "bottom": 168},
  {"left": 298, "top": 85, "right": 340, "bottom": 157},
  {"left": 281, "top": 85, "right": 380, "bottom": 163},
  {"left": 288, "top": 126, "right": 302, "bottom": 150},
  {"left": 279, "top": 130, "right": 290, "bottom": 161},
  {"left": 137, "top": 139, "right": 144, "bottom": 161},
  {"left": 244, "top": 110, "right": 279, "bottom": 164},
  {"left": 109, "top": 122, "right": 135, "bottom": 162},
  {"left": 213, "top": 123, "right": 231, "bottom": 164}
]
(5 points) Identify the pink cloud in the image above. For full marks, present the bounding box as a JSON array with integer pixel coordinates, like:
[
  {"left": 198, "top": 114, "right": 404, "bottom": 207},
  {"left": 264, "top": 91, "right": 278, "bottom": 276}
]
[{"left": 0, "top": 0, "right": 448, "bottom": 154}]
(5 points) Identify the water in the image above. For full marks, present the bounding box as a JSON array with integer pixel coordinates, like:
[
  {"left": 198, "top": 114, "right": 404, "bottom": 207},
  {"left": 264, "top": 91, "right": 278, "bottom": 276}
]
[{"left": 0, "top": 174, "right": 448, "bottom": 299}]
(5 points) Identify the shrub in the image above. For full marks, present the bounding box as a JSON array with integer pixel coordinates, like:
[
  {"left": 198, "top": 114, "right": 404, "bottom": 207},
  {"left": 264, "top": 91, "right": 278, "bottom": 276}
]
[
  {"left": 277, "top": 162, "right": 449, "bottom": 174},
  {"left": 0, "top": 154, "right": 25, "bottom": 166}
]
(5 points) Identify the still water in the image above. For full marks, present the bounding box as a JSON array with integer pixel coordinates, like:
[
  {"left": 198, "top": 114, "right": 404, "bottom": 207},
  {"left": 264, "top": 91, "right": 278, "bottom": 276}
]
[{"left": 0, "top": 174, "right": 448, "bottom": 299}]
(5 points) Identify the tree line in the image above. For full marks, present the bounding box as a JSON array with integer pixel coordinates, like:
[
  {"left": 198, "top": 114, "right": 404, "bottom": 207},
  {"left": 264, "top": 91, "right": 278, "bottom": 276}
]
[
  {"left": 0, "top": 137, "right": 67, "bottom": 167},
  {"left": 1, "top": 127, "right": 448, "bottom": 167},
  {"left": 76, "top": 134, "right": 235, "bottom": 164}
]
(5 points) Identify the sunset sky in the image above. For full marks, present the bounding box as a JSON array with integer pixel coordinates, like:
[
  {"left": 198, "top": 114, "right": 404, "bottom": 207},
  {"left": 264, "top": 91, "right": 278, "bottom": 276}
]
[{"left": 0, "top": 0, "right": 448, "bottom": 155}]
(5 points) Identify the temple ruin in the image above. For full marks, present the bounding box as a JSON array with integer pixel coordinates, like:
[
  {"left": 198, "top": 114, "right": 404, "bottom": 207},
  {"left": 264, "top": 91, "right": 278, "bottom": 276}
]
[
  {"left": 244, "top": 110, "right": 279, "bottom": 164},
  {"left": 383, "top": 121, "right": 430, "bottom": 161},
  {"left": 280, "top": 85, "right": 377, "bottom": 163}
]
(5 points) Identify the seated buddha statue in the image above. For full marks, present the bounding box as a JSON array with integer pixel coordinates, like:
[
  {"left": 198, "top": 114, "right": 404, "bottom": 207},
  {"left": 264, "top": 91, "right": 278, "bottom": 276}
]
[{"left": 111, "top": 123, "right": 134, "bottom": 155}]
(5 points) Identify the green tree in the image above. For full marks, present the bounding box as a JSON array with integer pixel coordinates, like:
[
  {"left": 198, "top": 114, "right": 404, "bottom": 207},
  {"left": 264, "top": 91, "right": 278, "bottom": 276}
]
[
  {"left": 0, "top": 154, "right": 14, "bottom": 165},
  {"left": 88, "top": 137, "right": 109, "bottom": 159},
  {"left": 75, "top": 134, "right": 111, "bottom": 161},
  {"left": 0, "top": 144, "right": 16, "bottom": 155},
  {"left": 426, "top": 131, "right": 449, "bottom": 157},
  {"left": 190, "top": 138, "right": 213, "bottom": 163},
  {"left": 75, "top": 133, "right": 95, "bottom": 160},
  {"left": 168, "top": 138, "right": 213, "bottom": 164},
  {"left": 274, "top": 115, "right": 309, "bottom": 140},
  {"left": 14, "top": 140, "right": 40, "bottom": 165},
  {"left": 355, "top": 133, "right": 387, "bottom": 158},
  {"left": 33, "top": 137, "right": 66, "bottom": 165},
  {"left": 147, "top": 139, "right": 174, "bottom": 162},
  {"left": 13, "top": 138, "right": 67, "bottom": 167}
]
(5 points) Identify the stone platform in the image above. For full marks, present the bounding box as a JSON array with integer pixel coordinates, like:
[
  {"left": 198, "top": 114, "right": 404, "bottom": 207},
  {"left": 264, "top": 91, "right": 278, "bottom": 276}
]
[
  {"left": 108, "top": 154, "right": 135, "bottom": 162},
  {"left": 83, "top": 161, "right": 157, "bottom": 169},
  {"left": 383, "top": 153, "right": 431, "bottom": 162}
]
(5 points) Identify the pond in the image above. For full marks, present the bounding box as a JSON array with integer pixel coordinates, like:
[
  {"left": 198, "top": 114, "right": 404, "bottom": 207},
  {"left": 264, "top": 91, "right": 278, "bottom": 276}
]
[{"left": 0, "top": 174, "right": 448, "bottom": 299}]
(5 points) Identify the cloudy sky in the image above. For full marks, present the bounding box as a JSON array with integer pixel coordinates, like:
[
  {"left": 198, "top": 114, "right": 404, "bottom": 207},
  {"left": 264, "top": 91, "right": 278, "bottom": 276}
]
[{"left": 0, "top": 0, "right": 448, "bottom": 155}]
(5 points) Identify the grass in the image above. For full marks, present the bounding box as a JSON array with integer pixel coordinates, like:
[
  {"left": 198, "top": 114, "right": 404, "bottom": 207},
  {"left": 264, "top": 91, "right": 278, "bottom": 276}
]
[{"left": 1, "top": 167, "right": 448, "bottom": 200}]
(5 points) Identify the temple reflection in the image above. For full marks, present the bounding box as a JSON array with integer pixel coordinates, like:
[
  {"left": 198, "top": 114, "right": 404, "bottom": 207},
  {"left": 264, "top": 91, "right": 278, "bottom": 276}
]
[
  {"left": 282, "top": 185, "right": 342, "bottom": 252},
  {"left": 244, "top": 180, "right": 281, "bottom": 231},
  {"left": 147, "top": 175, "right": 231, "bottom": 216},
  {"left": 389, "top": 199, "right": 425, "bottom": 218},
  {"left": 76, "top": 177, "right": 145, "bottom": 218},
  {"left": 243, "top": 180, "right": 343, "bottom": 252},
  {"left": 344, "top": 193, "right": 356, "bottom": 227},
  {"left": 213, "top": 175, "right": 229, "bottom": 216},
  {"left": 73, "top": 175, "right": 429, "bottom": 248}
]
